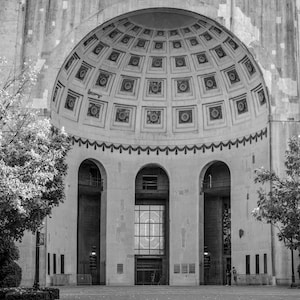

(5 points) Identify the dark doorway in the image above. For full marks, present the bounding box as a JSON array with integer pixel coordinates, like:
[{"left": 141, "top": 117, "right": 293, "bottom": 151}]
[
  {"left": 136, "top": 258, "right": 163, "bottom": 285},
  {"left": 77, "top": 160, "right": 102, "bottom": 285},
  {"left": 203, "top": 162, "right": 231, "bottom": 285},
  {"left": 135, "top": 166, "right": 169, "bottom": 285}
]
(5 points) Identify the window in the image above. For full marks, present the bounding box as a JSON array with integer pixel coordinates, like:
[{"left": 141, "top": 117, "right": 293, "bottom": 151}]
[
  {"left": 134, "top": 205, "right": 165, "bottom": 255},
  {"left": 117, "top": 264, "right": 123, "bottom": 274},
  {"left": 53, "top": 254, "right": 56, "bottom": 274},
  {"left": 142, "top": 175, "right": 158, "bottom": 190},
  {"left": 61, "top": 254, "right": 65, "bottom": 274},
  {"left": 255, "top": 254, "right": 259, "bottom": 274},
  {"left": 47, "top": 253, "right": 50, "bottom": 275},
  {"left": 174, "top": 264, "right": 180, "bottom": 274},
  {"left": 264, "top": 254, "right": 267, "bottom": 274},
  {"left": 246, "top": 255, "right": 250, "bottom": 274},
  {"left": 181, "top": 264, "right": 188, "bottom": 274},
  {"left": 189, "top": 263, "right": 196, "bottom": 274}
]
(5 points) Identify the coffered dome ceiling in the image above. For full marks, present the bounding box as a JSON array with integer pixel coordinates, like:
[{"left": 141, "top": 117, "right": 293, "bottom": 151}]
[{"left": 51, "top": 8, "right": 268, "bottom": 148}]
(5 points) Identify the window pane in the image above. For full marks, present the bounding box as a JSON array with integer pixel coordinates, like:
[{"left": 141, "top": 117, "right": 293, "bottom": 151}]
[
  {"left": 140, "top": 211, "right": 149, "bottom": 223},
  {"left": 140, "top": 205, "right": 150, "bottom": 211},
  {"left": 134, "top": 224, "right": 140, "bottom": 236},
  {"left": 150, "top": 237, "right": 160, "bottom": 249},
  {"left": 150, "top": 224, "right": 159, "bottom": 236},
  {"left": 159, "top": 224, "right": 163, "bottom": 236},
  {"left": 150, "top": 211, "right": 160, "bottom": 223},
  {"left": 140, "top": 236, "right": 149, "bottom": 249},
  {"left": 159, "top": 237, "right": 165, "bottom": 250},
  {"left": 140, "top": 223, "right": 148, "bottom": 237},
  {"left": 159, "top": 211, "right": 164, "bottom": 223},
  {"left": 135, "top": 210, "right": 140, "bottom": 223}
]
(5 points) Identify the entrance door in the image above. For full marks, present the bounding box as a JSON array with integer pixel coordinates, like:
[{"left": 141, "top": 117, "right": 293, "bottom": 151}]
[
  {"left": 136, "top": 258, "right": 162, "bottom": 285},
  {"left": 203, "top": 162, "right": 231, "bottom": 285},
  {"left": 135, "top": 166, "right": 169, "bottom": 285}
]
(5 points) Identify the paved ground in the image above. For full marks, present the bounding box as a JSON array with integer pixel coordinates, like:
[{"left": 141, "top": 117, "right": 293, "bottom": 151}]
[{"left": 58, "top": 285, "right": 300, "bottom": 300}]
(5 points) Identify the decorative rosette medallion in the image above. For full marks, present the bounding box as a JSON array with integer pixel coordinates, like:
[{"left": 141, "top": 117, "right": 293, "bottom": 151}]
[{"left": 147, "top": 110, "right": 161, "bottom": 124}]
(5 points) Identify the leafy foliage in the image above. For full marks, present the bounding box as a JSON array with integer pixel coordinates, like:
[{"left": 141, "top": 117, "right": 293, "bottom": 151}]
[
  {"left": 0, "top": 58, "right": 71, "bottom": 272},
  {"left": 252, "top": 136, "right": 300, "bottom": 250},
  {"left": 0, "top": 261, "right": 22, "bottom": 288}
]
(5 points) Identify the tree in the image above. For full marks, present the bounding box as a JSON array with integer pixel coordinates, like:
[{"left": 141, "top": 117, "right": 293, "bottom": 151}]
[
  {"left": 252, "top": 136, "right": 300, "bottom": 285},
  {"left": 0, "top": 58, "right": 71, "bottom": 279}
]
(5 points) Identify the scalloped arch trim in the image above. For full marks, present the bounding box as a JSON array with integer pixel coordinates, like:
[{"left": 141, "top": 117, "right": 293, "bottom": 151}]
[{"left": 70, "top": 127, "right": 267, "bottom": 155}]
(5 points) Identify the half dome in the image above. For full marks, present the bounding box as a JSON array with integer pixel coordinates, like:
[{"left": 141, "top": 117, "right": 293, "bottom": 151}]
[{"left": 51, "top": 8, "right": 268, "bottom": 147}]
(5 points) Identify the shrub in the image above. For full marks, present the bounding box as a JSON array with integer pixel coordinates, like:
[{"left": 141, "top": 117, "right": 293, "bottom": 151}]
[
  {"left": 0, "top": 262, "right": 22, "bottom": 288},
  {"left": 0, "top": 288, "right": 59, "bottom": 300},
  {"left": 5, "top": 290, "right": 50, "bottom": 300}
]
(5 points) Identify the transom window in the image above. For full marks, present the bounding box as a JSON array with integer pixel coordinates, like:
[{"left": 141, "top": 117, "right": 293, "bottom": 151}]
[{"left": 134, "top": 205, "right": 165, "bottom": 255}]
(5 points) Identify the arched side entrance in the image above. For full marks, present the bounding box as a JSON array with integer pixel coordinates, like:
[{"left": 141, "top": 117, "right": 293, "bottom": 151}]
[
  {"left": 134, "top": 165, "right": 169, "bottom": 285},
  {"left": 201, "top": 161, "right": 231, "bottom": 285},
  {"left": 77, "top": 159, "right": 106, "bottom": 285}
]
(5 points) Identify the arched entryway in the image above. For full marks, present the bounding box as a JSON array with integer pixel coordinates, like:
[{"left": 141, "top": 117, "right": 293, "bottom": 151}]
[
  {"left": 77, "top": 159, "right": 106, "bottom": 285},
  {"left": 134, "top": 165, "right": 169, "bottom": 285},
  {"left": 202, "top": 161, "right": 231, "bottom": 285}
]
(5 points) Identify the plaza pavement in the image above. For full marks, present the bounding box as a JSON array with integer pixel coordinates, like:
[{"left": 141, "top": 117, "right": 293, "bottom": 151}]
[{"left": 58, "top": 285, "right": 300, "bottom": 300}]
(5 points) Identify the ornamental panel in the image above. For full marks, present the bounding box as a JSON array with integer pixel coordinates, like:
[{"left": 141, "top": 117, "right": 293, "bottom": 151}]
[
  {"left": 51, "top": 81, "right": 65, "bottom": 112},
  {"left": 148, "top": 56, "right": 167, "bottom": 74},
  {"left": 198, "top": 73, "right": 223, "bottom": 98},
  {"left": 92, "top": 70, "right": 115, "bottom": 96},
  {"left": 83, "top": 98, "right": 108, "bottom": 128},
  {"left": 118, "top": 34, "right": 135, "bottom": 49},
  {"left": 132, "top": 38, "right": 150, "bottom": 53},
  {"left": 73, "top": 61, "right": 94, "bottom": 87},
  {"left": 171, "top": 56, "right": 190, "bottom": 73},
  {"left": 191, "top": 52, "right": 215, "bottom": 73},
  {"left": 104, "top": 49, "right": 125, "bottom": 68},
  {"left": 82, "top": 34, "right": 98, "bottom": 48},
  {"left": 229, "top": 94, "right": 251, "bottom": 124},
  {"left": 82, "top": 34, "right": 99, "bottom": 54},
  {"left": 203, "top": 101, "right": 227, "bottom": 129},
  {"left": 88, "top": 42, "right": 108, "bottom": 61},
  {"left": 172, "top": 77, "right": 194, "bottom": 100},
  {"left": 141, "top": 107, "right": 166, "bottom": 132},
  {"left": 61, "top": 90, "right": 83, "bottom": 121},
  {"left": 111, "top": 104, "right": 136, "bottom": 131},
  {"left": 123, "top": 54, "right": 145, "bottom": 73},
  {"left": 239, "top": 56, "right": 259, "bottom": 84},
  {"left": 210, "top": 45, "right": 232, "bottom": 66},
  {"left": 144, "top": 78, "right": 166, "bottom": 101},
  {"left": 221, "top": 65, "right": 245, "bottom": 92},
  {"left": 173, "top": 106, "right": 197, "bottom": 132},
  {"left": 152, "top": 41, "right": 167, "bottom": 53},
  {"left": 251, "top": 84, "right": 268, "bottom": 117},
  {"left": 107, "top": 29, "right": 122, "bottom": 42},
  {"left": 115, "top": 76, "right": 139, "bottom": 100},
  {"left": 64, "top": 52, "right": 80, "bottom": 76}
]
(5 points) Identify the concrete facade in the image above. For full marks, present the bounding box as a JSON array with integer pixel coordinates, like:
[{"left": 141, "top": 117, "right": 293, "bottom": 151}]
[{"left": 1, "top": 0, "right": 300, "bottom": 287}]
